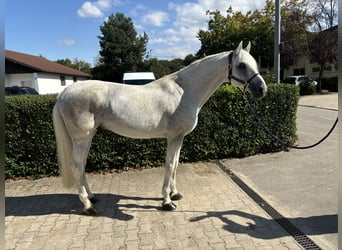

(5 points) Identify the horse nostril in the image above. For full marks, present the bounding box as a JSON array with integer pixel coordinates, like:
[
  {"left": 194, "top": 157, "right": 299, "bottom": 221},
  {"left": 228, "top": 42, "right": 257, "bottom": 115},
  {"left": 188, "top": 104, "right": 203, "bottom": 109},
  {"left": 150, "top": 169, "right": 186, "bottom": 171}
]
[{"left": 259, "top": 87, "right": 264, "bottom": 95}]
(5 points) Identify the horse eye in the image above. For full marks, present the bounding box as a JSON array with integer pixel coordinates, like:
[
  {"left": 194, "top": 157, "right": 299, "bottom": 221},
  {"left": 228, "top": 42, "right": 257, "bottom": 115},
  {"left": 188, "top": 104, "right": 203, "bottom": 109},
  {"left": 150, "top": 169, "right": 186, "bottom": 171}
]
[{"left": 239, "top": 63, "right": 246, "bottom": 69}]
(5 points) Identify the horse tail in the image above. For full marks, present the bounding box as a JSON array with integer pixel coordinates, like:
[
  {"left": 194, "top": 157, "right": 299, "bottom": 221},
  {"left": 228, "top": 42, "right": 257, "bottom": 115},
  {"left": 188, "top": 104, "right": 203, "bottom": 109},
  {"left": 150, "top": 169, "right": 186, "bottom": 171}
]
[{"left": 53, "top": 104, "right": 75, "bottom": 188}]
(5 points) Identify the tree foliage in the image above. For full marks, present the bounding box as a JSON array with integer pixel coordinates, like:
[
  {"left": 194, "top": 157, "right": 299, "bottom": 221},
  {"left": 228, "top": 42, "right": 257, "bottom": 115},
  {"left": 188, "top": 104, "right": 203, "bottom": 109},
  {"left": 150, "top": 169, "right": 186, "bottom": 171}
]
[
  {"left": 307, "top": 26, "right": 337, "bottom": 90},
  {"left": 196, "top": 0, "right": 332, "bottom": 73},
  {"left": 88, "top": 1, "right": 337, "bottom": 85},
  {"left": 184, "top": 54, "right": 197, "bottom": 66},
  {"left": 308, "top": 0, "right": 337, "bottom": 31},
  {"left": 306, "top": 0, "right": 337, "bottom": 90},
  {"left": 55, "top": 58, "right": 92, "bottom": 75},
  {"left": 280, "top": 0, "right": 313, "bottom": 69},
  {"left": 141, "top": 58, "right": 185, "bottom": 79},
  {"left": 92, "top": 13, "right": 148, "bottom": 82},
  {"left": 141, "top": 58, "right": 170, "bottom": 79},
  {"left": 197, "top": 1, "right": 275, "bottom": 68}
]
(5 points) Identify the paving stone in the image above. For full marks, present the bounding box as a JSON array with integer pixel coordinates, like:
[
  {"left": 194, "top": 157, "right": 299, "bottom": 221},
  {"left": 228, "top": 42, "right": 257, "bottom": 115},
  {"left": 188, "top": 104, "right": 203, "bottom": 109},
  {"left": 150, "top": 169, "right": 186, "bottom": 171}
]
[{"left": 5, "top": 162, "right": 304, "bottom": 249}]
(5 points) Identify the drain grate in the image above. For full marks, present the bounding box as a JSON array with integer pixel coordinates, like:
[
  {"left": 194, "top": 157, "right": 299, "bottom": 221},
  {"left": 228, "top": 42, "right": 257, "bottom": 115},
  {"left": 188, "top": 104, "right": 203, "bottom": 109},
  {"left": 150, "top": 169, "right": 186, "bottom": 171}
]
[{"left": 217, "top": 160, "right": 321, "bottom": 250}]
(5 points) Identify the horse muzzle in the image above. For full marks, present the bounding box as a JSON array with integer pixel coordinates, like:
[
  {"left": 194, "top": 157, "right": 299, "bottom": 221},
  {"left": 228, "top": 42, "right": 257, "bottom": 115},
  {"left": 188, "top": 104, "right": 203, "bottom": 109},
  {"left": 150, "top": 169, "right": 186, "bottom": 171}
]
[{"left": 248, "top": 76, "right": 267, "bottom": 100}]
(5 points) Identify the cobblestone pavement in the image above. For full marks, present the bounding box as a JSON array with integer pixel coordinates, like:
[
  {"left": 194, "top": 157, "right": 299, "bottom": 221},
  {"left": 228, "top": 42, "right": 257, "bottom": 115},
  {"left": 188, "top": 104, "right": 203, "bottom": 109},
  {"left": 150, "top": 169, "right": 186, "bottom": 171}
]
[{"left": 5, "top": 162, "right": 303, "bottom": 249}]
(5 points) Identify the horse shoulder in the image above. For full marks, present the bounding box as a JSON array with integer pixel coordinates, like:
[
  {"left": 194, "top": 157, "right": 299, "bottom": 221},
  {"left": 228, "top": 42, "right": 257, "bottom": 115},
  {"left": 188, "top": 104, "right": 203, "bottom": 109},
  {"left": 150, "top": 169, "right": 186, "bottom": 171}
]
[{"left": 154, "top": 78, "right": 200, "bottom": 135}]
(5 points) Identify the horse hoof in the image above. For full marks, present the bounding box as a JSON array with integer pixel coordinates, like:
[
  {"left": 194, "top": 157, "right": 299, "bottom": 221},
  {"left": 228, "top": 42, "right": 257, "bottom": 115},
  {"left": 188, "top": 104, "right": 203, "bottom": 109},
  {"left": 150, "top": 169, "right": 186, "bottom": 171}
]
[
  {"left": 162, "top": 202, "right": 177, "bottom": 211},
  {"left": 90, "top": 197, "right": 99, "bottom": 204},
  {"left": 83, "top": 207, "right": 97, "bottom": 216},
  {"left": 171, "top": 193, "right": 183, "bottom": 201}
]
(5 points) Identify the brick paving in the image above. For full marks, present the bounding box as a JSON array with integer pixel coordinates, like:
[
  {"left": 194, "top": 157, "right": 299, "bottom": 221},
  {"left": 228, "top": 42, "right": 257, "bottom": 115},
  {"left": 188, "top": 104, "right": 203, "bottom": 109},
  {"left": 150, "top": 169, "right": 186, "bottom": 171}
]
[{"left": 5, "top": 162, "right": 303, "bottom": 249}]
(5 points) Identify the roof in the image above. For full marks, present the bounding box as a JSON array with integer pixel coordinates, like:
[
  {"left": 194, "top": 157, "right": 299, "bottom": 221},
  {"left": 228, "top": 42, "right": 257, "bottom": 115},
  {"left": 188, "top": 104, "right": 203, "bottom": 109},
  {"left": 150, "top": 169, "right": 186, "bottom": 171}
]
[{"left": 5, "top": 50, "right": 90, "bottom": 77}]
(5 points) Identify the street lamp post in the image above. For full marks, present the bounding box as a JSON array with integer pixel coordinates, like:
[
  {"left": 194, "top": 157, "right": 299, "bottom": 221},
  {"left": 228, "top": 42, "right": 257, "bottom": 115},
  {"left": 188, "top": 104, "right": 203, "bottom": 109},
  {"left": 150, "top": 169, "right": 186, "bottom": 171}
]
[{"left": 274, "top": 0, "right": 281, "bottom": 83}]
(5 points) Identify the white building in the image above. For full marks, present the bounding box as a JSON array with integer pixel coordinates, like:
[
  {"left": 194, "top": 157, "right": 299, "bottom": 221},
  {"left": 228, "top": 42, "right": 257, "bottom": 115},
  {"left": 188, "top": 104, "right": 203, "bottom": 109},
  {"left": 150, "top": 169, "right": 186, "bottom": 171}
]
[
  {"left": 5, "top": 50, "right": 90, "bottom": 94},
  {"left": 283, "top": 56, "right": 338, "bottom": 80}
]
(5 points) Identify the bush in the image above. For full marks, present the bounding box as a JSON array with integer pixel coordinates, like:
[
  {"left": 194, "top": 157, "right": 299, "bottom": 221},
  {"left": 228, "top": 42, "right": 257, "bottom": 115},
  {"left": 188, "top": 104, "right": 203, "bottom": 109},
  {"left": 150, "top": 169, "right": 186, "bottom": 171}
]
[
  {"left": 321, "top": 77, "right": 338, "bottom": 92},
  {"left": 299, "top": 81, "right": 316, "bottom": 95},
  {"left": 5, "top": 95, "right": 59, "bottom": 178},
  {"left": 5, "top": 84, "right": 299, "bottom": 179}
]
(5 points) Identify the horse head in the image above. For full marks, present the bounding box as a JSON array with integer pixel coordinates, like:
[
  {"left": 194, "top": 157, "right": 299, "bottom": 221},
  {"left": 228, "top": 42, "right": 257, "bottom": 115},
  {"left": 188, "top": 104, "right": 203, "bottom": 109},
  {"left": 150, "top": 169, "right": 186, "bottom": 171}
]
[{"left": 228, "top": 41, "right": 267, "bottom": 99}]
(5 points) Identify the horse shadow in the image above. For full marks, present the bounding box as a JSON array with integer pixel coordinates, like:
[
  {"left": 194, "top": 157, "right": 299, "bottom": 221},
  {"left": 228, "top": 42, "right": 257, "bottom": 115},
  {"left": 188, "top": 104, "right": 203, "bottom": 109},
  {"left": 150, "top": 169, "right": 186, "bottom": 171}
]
[
  {"left": 189, "top": 210, "right": 337, "bottom": 239},
  {"left": 5, "top": 193, "right": 162, "bottom": 220},
  {"left": 6, "top": 195, "right": 337, "bottom": 239}
]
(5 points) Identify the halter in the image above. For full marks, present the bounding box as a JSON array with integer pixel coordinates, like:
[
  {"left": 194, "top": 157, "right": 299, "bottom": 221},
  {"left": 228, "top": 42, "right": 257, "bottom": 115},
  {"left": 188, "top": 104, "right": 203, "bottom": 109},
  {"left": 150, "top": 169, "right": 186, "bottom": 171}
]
[{"left": 227, "top": 52, "right": 261, "bottom": 93}]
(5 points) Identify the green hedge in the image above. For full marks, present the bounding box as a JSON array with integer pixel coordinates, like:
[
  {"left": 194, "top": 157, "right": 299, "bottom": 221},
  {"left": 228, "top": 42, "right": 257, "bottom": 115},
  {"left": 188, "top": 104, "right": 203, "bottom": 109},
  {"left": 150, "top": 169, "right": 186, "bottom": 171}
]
[
  {"left": 321, "top": 77, "right": 338, "bottom": 92},
  {"left": 5, "top": 84, "right": 299, "bottom": 179},
  {"left": 299, "top": 81, "right": 317, "bottom": 95}
]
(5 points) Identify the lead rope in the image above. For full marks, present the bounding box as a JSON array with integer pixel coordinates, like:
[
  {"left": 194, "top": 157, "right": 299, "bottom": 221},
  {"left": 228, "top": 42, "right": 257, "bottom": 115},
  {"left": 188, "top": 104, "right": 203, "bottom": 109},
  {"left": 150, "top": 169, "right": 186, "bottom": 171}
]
[{"left": 241, "top": 91, "right": 338, "bottom": 149}]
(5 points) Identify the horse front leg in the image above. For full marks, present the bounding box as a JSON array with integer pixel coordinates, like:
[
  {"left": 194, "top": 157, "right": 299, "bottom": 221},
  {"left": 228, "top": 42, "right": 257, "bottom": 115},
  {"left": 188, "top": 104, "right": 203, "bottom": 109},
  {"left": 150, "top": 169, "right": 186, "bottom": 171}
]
[
  {"left": 170, "top": 152, "right": 183, "bottom": 202},
  {"left": 162, "top": 136, "right": 184, "bottom": 211}
]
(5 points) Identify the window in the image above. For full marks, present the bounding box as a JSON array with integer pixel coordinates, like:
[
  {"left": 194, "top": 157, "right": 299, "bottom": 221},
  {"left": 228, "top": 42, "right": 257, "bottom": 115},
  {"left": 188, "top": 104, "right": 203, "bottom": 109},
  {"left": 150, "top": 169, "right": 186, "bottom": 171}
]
[
  {"left": 324, "top": 66, "right": 332, "bottom": 72},
  {"left": 60, "top": 76, "right": 66, "bottom": 86},
  {"left": 312, "top": 67, "right": 320, "bottom": 73},
  {"left": 20, "top": 80, "right": 32, "bottom": 87},
  {"left": 293, "top": 68, "right": 305, "bottom": 75}
]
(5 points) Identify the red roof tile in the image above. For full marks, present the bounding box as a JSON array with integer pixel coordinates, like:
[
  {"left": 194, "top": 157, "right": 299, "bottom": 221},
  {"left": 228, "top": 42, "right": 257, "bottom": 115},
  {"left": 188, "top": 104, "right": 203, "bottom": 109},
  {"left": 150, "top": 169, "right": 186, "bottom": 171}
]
[{"left": 5, "top": 50, "right": 91, "bottom": 77}]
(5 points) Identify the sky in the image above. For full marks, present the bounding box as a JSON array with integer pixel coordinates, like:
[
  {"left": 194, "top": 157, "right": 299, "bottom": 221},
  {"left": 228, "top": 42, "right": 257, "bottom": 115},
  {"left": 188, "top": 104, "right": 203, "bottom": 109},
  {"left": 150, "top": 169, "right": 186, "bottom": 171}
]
[{"left": 5, "top": 0, "right": 264, "bottom": 65}]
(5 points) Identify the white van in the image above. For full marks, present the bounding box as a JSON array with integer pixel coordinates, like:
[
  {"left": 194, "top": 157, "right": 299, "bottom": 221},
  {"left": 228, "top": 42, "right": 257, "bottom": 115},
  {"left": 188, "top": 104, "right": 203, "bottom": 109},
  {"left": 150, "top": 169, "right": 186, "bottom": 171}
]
[{"left": 122, "top": 72, "right": 155, "bottom": 85}]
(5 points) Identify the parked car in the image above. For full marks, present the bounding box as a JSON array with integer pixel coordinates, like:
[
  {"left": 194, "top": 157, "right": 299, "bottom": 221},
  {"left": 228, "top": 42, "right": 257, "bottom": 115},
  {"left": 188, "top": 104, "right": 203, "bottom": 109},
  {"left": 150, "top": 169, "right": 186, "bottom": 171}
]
[
  {"left": 122, "top": 72, "right": 156, "bottom": 85},
  {"left": 5, "top": 86, "right": 39, "bottom": 95},
  {"left": 283, "top": 75, "right": 317, "bottom": 86}
]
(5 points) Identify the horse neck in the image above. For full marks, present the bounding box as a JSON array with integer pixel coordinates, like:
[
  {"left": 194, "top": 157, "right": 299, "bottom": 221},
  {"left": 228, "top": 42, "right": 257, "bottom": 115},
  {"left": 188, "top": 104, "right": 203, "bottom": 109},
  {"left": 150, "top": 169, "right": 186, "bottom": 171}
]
[{"left": 177, "top": 52, "right": 229, "bottom": 109}]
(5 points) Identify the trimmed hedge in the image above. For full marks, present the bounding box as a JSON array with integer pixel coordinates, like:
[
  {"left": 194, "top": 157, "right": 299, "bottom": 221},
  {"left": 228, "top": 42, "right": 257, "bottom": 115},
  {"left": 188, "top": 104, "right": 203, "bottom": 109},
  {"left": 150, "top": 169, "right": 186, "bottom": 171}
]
[
  {"left": 321, "top": 77, "right": 338, "bottom": 92},
  {"left": 5, "top": 84, "right": 299, "bottom": 179},
  {"left": 299, "top": 81, "right": 317, "bottom": 95}
]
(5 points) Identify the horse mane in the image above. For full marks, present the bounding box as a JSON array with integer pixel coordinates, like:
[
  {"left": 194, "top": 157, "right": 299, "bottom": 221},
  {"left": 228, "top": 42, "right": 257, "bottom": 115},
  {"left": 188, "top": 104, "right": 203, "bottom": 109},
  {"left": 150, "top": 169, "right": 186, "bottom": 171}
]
[
  {"left": 180, "top": 51, "right": 228, "bottom": 73},
  {"left": 164, "top": 51, "right": 230, "bottom": 88}
]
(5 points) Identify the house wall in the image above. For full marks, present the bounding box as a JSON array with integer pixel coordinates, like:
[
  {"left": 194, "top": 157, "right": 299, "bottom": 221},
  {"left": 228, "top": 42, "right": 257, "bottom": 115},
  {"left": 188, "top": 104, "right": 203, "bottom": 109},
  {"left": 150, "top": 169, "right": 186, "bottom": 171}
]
[
  {"left": 5, "top": 73, "right": 35, "bottom": 88},
  {"left": 283, "top": 56, "right": 338, "bottom": 80},
  {"left": 36, "top": 73, "right": 88, "bottom": 94},
  {"left": 5, "top": 72, "right": 89, "bottom": 94}
]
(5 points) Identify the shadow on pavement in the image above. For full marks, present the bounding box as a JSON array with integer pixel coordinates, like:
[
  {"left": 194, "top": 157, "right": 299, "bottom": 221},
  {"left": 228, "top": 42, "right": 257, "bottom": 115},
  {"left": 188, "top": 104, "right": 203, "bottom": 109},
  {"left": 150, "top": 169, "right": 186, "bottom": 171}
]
[
  {"left": 189, "top": 210, "right": 337, "bottom": 240},
  {"left": 6, "top": 195, "right": 337, "bottom": 240},
  {"left": 5, "top": 193, "right": 162, "bottom": 220}
]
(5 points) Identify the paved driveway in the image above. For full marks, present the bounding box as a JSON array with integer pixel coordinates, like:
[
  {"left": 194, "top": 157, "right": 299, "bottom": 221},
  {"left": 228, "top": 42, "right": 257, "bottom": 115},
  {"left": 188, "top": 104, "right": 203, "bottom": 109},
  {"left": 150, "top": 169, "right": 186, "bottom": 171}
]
[
  {"left": 6, "top": 162, "right": 303, "bottom": 249},
  {"left": 223, "top": 93, "right": 338, "bottom": 249}
]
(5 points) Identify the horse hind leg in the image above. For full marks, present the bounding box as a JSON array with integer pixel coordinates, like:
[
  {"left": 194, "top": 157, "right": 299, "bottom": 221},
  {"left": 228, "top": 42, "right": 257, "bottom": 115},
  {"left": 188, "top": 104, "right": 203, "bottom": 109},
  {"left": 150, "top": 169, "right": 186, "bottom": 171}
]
[
  {"left": 71, "top": 138, "right": 97, "bottom": 215},
  {"left": 82, "top": 133, "right": 98, "bottom": 204}
]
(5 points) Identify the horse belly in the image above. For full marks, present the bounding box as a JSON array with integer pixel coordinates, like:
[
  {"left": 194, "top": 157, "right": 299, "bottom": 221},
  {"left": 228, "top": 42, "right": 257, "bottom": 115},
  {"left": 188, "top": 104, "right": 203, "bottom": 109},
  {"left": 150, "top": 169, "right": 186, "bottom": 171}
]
[{"left": 101, "top": 113, "right": 169, "bottom": 139}]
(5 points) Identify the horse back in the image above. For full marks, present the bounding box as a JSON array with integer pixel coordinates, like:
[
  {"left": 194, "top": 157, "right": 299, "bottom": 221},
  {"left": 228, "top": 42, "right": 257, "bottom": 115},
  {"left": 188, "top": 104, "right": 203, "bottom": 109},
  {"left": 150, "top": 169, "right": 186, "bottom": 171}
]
[{"left": 56, "top": 79, "right": 196, "bottom": 139}]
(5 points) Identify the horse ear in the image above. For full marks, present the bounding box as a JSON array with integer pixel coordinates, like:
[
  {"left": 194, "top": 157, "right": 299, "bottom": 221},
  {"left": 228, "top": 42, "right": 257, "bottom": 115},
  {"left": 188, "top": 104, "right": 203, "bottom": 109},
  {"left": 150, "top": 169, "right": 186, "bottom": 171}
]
[
  {"left": 234, "top": 41, "right": 243, "bottom": 55},
  {"left": 244, "top": 41, "right": 251, "bottom": 53}
]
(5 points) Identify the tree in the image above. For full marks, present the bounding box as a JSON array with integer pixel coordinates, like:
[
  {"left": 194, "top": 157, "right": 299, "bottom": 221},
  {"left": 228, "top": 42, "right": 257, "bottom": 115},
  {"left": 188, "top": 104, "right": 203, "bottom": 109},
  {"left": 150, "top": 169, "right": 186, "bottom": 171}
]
[
  {"left": 307, "top": 26, "right": 337, "bottom": 91},
  {"left": 141, "top": 58, "right": 170, "bottom": 79},
  {"left": 308, "top": 0, "right": 337, "bottom": 31},
  {"left": 93, "top": 13, "right": 148, "bottom": 82},
  {"left": 141, "top": 58, "right": 186, "bottom": 79},
  {"left": 55, "top": 58, "right": 92, "bottom": 75},
  {"left": 184, "top": 54, "right": 197, "bottom": 66},
  {"left": 197, "top": 1, "right": 275, "bottom": 68},
  {"left": 280, "top": 0, "right": 313, "bottom": 69},
  {"left": 55, "top": 58, "right": 73, "bottom": 68},
  {"left": 306, "top": 0, "right": 337, "bottom": 91}
]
